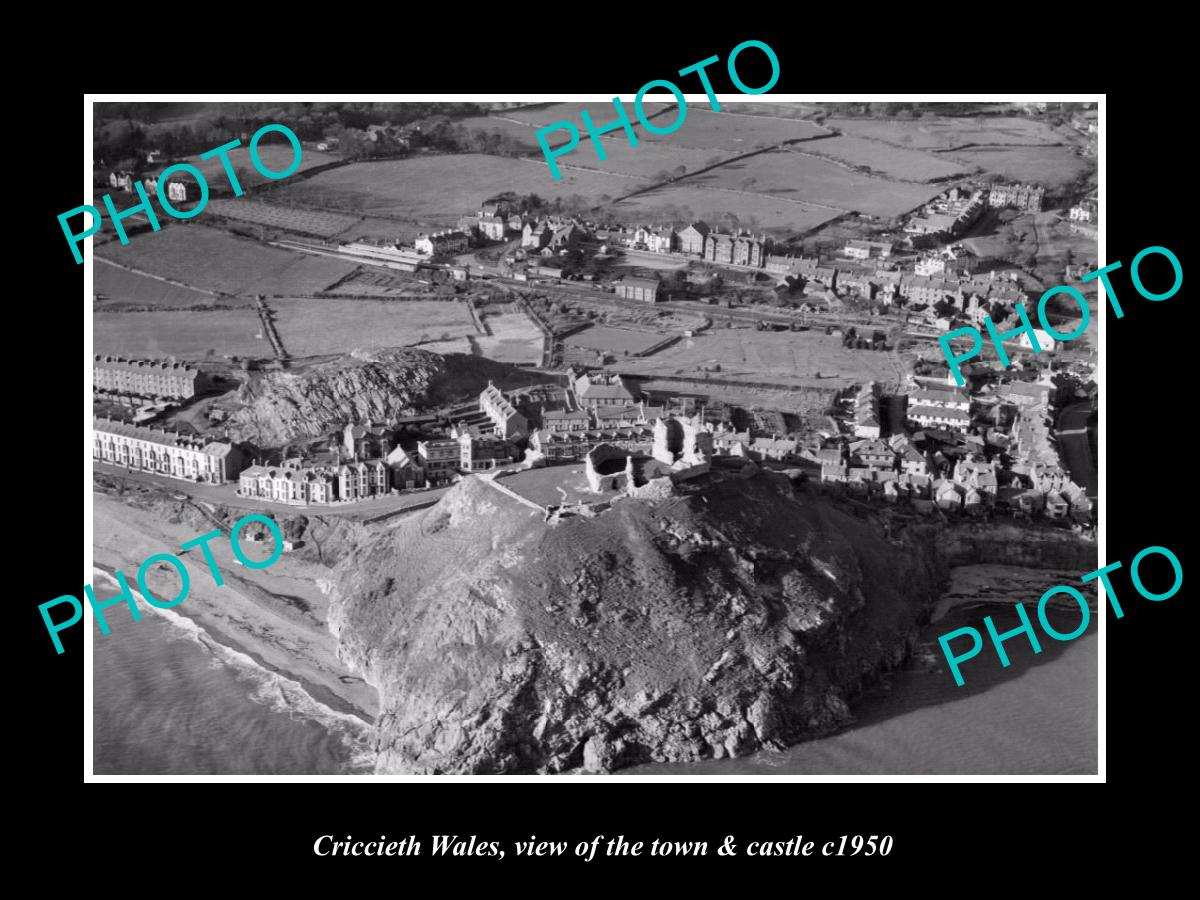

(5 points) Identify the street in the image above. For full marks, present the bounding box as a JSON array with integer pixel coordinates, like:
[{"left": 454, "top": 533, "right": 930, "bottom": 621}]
[
  {"left": 93, "top": 461, "right": 451, "bottom": 518},
  {"left": 1057, "top": 401, "right": 1098, "bottom": 501}
]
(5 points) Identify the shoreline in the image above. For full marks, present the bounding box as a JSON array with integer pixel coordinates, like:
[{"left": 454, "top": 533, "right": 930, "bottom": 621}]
[
  {"left": 92, "top": 492, "right": 381, "bottom": 726},
  {"left": 93, "top": 563, "right": 374, "bottom": 727}
]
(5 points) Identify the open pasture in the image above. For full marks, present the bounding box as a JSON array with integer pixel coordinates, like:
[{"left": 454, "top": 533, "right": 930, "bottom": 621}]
[
  {"left": 614, "top": 328, "right": 901, "bottom": 388},
  {"left": 613, "top": 184, "right": 843, "bottom": 234},
  {"left": 149, "top": 143, "right": 339, "bottom": 193},
  {"left": 269, "top": 298, "right": 478, "bottom": 357},
  {"left": 945, "top": 145, "right": 1092, "bottom": 188},
  {"left": 272, "top": 155, "right": 649, "bottom": 225},
  {"left": 681, "top": 151, "right": 944, "bottom": 218},
  {"left": 829, "top": 116, "right": 1066, "bottom": 149},
  {"left": 96, "top": 225, "right": 358, "bottom": 296},
  {"left": 564, "top": 325, "right": 667, "bottom": 356},
  {"left": 804, "top": 135, "right": 969, "bottom": 182},
  {"left": 205, "top": 198, "right": 361, "bottom": 238},
  {"left": 94, "top": 261, "right": 218, "bottom": 307},
  {"left": 94, "top": 309, "right": 269, "bottom": 360}
]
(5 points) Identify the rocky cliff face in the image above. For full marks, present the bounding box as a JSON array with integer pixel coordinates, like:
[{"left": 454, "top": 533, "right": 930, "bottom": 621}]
[
  {"left": 936, "top": 522, "right": 1097, "bottom": 571},
  {"left": 228, "top": 348, "right": 446, "bottom": 446},
  {"left": 328, "top": 472, "right": 944, "bottom": 774}
]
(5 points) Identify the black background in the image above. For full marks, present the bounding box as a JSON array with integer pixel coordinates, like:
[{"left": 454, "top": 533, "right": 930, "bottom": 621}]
[{"left": 17, "top": 23, "right": 1190, "bottom": 883}]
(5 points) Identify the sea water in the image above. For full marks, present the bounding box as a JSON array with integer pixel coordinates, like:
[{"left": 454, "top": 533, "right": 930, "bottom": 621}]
[
  {"left": 92, "top": 595, "right": 1096, "bottom": 776},
  {"left": 92, "top": 605, "right": 374, "bottom": 776}
]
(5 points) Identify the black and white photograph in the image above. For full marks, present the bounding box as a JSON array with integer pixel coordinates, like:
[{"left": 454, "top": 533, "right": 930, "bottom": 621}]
[{"left": 79, "top": 94, "right": 1103, "bottom": 778}]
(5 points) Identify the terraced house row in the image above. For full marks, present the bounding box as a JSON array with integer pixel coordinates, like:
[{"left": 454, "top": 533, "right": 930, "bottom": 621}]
[
  {"left": 93, "top": 416, "right": 244, "bottom": 483},
  {"left": 93, "top": 355, "right": 206, "bottom": 400}
]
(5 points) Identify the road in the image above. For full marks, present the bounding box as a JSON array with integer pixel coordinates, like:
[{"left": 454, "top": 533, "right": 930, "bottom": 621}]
[
  {"left": 94, "top": 461, "right": 451, "bottom": 518},
  {"left": 1057, "top": 401, "right": 1098, "bottom": 501}
]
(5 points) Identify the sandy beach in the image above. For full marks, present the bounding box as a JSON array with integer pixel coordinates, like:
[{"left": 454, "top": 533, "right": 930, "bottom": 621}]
[{"left": 92, "top": 492, "right": 379, "bottom": 723}]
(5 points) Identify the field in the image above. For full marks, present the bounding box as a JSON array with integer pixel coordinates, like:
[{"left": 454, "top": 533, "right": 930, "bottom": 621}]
[
  {"left": 459, "top": 110, "right": 742, "bottom": 180},
  {"left": 613, "top": 328, "right": 902, "bottom": 389},
  {"left": 269, "top": 298, "right": 478, "bottom": 357},
  {"left": 555, "top": 139, "right": 735, "bottom": 181},
  {"left": 149, "top": 143, "right": 340, "bottom": 194},
  {"left": 636, "top": 107, "right": 829, "bottom": 152},
  {"left": 94, "top": 310, "right": 268, "bottom": 359},
  {"left": 455, "top": 116, "right": 547, "bottom": 153},
  {"left": 829, "top": 116, "right": 1066, "bottom": 149},
  {"left": 475, "top": 311, "right": 544, "bottom": 364},
  {"left": 613, "top": 184, "right": 843, "bottom": 234},
  {"left": 96, "top": 225, "right": 359, "bottom": 296},
  {"left": 564, "top": 325, "right": 667, "bottom": 356},
  {"left": 945, "top": 146, "right": 1092, "bottom": 187},
  {"left": 679, "top": 150, "right": 945, "bottom": 217},
  {"left": 721, "top": 102, "right": 824, "bottom": 120},
  {"left": 803, "top": 135, "right": 969, "bottom": 182},
  {"left": 500, "top": 102, "right": 671, "bottom": 129},
  {"left": 94, "top": 261, "right": 218, "bottom": 307},
  {"left": 205, "top": 198, "right": 361, "bottom": 238},
  {"left": 272, "top": 155, "right": 648, "bottom": 225}
]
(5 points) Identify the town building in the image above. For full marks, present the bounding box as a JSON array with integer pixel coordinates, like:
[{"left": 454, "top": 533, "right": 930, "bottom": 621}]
[
  {"left": 542, "top": 408, "right": 592, "bottom": 433},
  {"left": 853, "top": 382, "right": 881, "bottom": 438},
  {"left": 988, "top": 183, "right": 1045, "bottom": 212},
  {"left": 342, "top": 422, "right": 391, "bottom": 458},
  {"left": 238, "top": 463, "right": 337, "bottom": 505},
  {"left": 614, "top": 275, "right": 660, "bottom": 303},
  {"left": 677, "top": 222, "right": 710, "bottom": 256},
  {"left": 997, "top": 380, "right": 1052, "bottom": 409},
  {"left": 386, "top": 446, "right": 425, "bottom": 490},
  {"left": 166, "top": 179, "right": 202, "bottom": 204},
  {"left": 94, "top": 416, "right": 244, "bottom": 483},
  {"left": 843, "top": 239, "right": 893, "bottom": 260},
  {"left": 1069, "top": 203, "right": 1094, "bottom": 223},
  {"left": 93, "top": 355, "right": 205, "bottom": 400},
  {"left": 459, "top": 431, "right": 515, "bottom": 472},
  {"left": 109, "top": 170, "right": 136, "bottom": 192},
  {"left": 337, "top": 460, "right": 390, "bottom": 501},
  {"left": 479, "top": 382, "right": 528, "bottom": 440},
  {"left": 530, "top": 425, "right": 655, "bottom": 461},
  {"left": 414, "top": 230, "right": 469, "bottom": 256},
  {"left": 418, "top": 438, "right": 461, "bottom": 484},
  {"left": 573, "top": 373, "right": 637, "bottom": 409}
]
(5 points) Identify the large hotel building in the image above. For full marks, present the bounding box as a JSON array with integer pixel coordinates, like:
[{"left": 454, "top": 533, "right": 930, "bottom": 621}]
[
  {"left": 93, "top": 355, "right": 205, "bottom": 400},
  {"left": 93, "top": 416, "right": 244, "bottom": 483}
]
